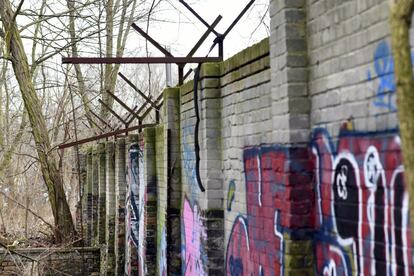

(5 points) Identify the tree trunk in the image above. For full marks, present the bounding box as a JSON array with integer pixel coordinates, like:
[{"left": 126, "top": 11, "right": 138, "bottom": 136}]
[
  {"left": 389, "top": 0, "right": 414, "bottom": 246},
  {"left": 0, "top": 0, "right": 75, "bottom": 243},
  {"left": 67, "top": 0, "right": 96, "bottom": 130}
]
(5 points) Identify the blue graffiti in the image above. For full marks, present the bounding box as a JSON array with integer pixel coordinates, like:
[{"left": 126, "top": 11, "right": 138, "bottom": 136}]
[
  {"left": 182, "top": 124, "right": 199, "bottom": 201},
  {"left": 367, "top": 40, "right": 414, "bottom": 112}
]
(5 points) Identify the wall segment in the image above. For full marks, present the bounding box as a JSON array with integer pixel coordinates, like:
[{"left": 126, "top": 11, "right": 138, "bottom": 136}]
[{"left": 77, "top": 0, "right": 414, "bottom": 274}]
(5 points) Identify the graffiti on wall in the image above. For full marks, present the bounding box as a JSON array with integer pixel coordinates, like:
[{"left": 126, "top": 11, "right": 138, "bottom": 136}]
[
  {"left": 183, "top": 124, "right": 202, "bottom": 199},
  {"left": 159, "top": 225, "right": 167, "bottom": 276},
  {"left": 312, "top": 127, "right": 413, "bottom": 276},
  {"left": 227, "top": 180, "right": 236, "bottom": 212},
  {"left": 225, "top": 127, "right": 413, "bottom": 275},
  {"left": 125, "top": 143, "right": 146, "bottom": 276},
  {"left": 226, "top": 146, "right": 313, "bottom": 275},
  {"left": 182, "top": 197, "right": 207, "bottom": 276},
  {"left": 367, "top": 40, "right": 414, "bottom": 112}
]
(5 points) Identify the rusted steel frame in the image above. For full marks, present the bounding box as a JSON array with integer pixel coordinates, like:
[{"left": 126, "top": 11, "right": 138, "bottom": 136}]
[
  {"left": 58, "top": 123, "right": 157, "bottom": 149},
  {"left": 106, "top": 90, "right": 141, "bottom": 121},
  {"left": 131, "top": 23, "right": 173, "bottom": 57},
  {"left": 187, "top": 15, "right": 223, "bottom": 58},
  {"left": 138, "top": 92, "right": 164, "bottom": 121},
  {"left": 62, "top": 57, "right": 222, "bottom": 64},
  {"left": 179, "top": 15, "right": 222, "bottom": 84},
  {"left": 141, "top": 97, "right": 163, "bottom": 120},
  {"left": 98, "top": 99, "right": 127, "bottom": 124},
  {"left": 179, "top": 0, "right": 221, "bottom": 37},
  {"left": 118, "top": 72, "right": 158, "bottom": 110},
  {"left": 123, "top": 105, "right": 138, "bottom": 122},
  {"left": 209, "top": 0, "right": 256, "bottom": 55},
  {"left": 183, "top": 68, "right": 193, "bottom": 82},
  {"left": 83, "top": 120, "right": 105, "bottom": 133},
  {"left": 128, "top": 100, "right": 150, "bottom": 125},
  {"left": 224, "top": 0, "right": 255, "bottom": 38},
  {"left": 90, "top": 110, "right": 114, "bottom": 130}
]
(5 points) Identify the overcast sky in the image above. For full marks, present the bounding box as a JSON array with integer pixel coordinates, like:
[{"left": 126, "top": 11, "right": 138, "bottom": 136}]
[{"left": 127, "top": 0, "right": 270, "bottom": 59}]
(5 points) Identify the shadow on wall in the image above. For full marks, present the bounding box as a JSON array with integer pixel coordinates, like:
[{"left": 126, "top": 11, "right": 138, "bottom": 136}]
[{"left": 225, "top": 126, "right": 413, "bottom": 276}]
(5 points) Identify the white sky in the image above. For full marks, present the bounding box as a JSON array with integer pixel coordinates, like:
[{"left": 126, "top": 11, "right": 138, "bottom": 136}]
[{"left": 127, "top": 0, "right": 270, "bottom": 59}]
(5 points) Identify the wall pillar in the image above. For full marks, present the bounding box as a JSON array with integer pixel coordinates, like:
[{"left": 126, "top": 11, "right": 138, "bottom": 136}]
[
  {"left": 124, "top": 134, "right": 140, "bottom": 274},
  {"left": 144, "top": 128, "right": 157, "bottom": 275},
  {"left": 92, "top": 147, "right": 99, "bottom": 246},
  {"left": 78, "top": 153, "right": 87, "bottom": 243},
  {"left": 270, "top": 0, "right": 314, "bottom": 274},
  {"left": 97, "top": 143, "right": 106, "bottom": 245},
  {"left": 199, "top": 63, "right": 225, "bottom": 274},
  {"left": 86, "top": 148, "right": 93, "bottom": 246},
  {"left": 105, "top": 141, "right": 116, "bottom": 275},
  {"left": 163, "top": 88, "right": 182, "bottom": 274},
  {"left": 154, "top": 126, "right": 166, "bottom": 276},
  {"left": 115, "top": 138, "right": 126, "bottom": 276}
]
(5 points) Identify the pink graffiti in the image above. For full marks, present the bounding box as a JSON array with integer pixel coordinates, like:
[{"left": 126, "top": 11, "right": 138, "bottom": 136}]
[{"left": 182, "top": 198, "right": 207, "bottom": 276}]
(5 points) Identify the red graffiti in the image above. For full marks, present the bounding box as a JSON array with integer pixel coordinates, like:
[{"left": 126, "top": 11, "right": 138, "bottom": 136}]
[
  {"left": 313, "top": 128, "right": 413, "bottom": 275},
  {"left": 226, "top": 146, "right": 313, "bottom": 275}
]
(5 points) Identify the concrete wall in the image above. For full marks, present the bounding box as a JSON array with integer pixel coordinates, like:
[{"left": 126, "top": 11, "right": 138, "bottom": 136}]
[
  {"left": 305, "top": 1, "right": 410, "bottom": 275},
  {"left": 78, "top": 0, "right": 414, "bottom": 274}
]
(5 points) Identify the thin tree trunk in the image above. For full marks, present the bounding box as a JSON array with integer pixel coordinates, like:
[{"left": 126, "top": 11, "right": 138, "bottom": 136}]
[
  {"left": 0, "top": 0, "right": 75, "bottom": 243},
  {"left": 66, "top": 0, "right": 95, "bottom": 129},
  {"left": 389, "top": 0, "right": 414, "bottom": 246},
  {"left": 101, "top": 0, "right": 114, "bottom": 120}
]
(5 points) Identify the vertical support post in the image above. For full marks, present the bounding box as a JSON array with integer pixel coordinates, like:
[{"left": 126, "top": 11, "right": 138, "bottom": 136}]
[
  {"left": 105, "top": 141, "right": 116, "bottom": 275},
  {"left": 178, "top": 65, "right": 184, "bottom": 85},
  {"left": 97, "top": 143, "right": 107, "bottom": 245},
  {"left": 86, "top": 148, "right": 93, "bottom": 246},
  {"left": 115, "top": 138, "right": 127, "bottom": 276},
  {"left": 144, "top": 128, "right": 157, "bottom": 275},
  {"left": 198, "top": 63, "right": 224, "bottom": 274},
  {"left": 166, "top": 46, "right": 172, "bottom": 87},
  {"left": 156, "top": 110, "right": 160, "bottom": 124},
  {"left": 163, "top": 88, "right": 182, "bottom": 274},
  {"left": 92, "top": 147, "right": 99, "bottom": 246},
  {"left": 138, "top": 119, "right": 143, "bottom": 133},
  {"left": 218, "top": 40, "right": 224, "bottom": 59},
  {"left": 124, "top": 134, "right": 140, "bottom": 275},
  {"left": 79, "top": 154, "right": 88, "bottom": 244},
  {"left": 269, "top": 0, "right": 313, "bottom": 274}
]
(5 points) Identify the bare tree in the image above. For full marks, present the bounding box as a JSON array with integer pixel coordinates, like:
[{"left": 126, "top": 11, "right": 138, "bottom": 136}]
[{"left": 0, "top": 0, "right": 75, "bottom": 242}]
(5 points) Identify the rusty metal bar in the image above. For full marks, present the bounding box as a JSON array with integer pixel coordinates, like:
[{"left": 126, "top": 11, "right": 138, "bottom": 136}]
[
  {"left": 223, "top": 0, "right": 255, "bottom": 38},
  {"left": 58, "top": 123, "right": 157, "bottom": 149},
  {"left": 178, "top": 65, "right": 184, "bottom": 85},
  {"left": 140, "top": 92, "right": 164, "bottom": 120},
  {"left": 179, "top": 0, "right": 221, "bottom": 37},
  {"left": 98, "top": 99, "right": 127, "bottom": 124},
  {"left": 62, "top": 57, "right": 222, "bottom": 64},
  {"left": 187, "top": 15, "right": 222, "bottom": 58},
  {"left": 84, "top": 120, "right": 105, "bottom": 133},
  {"left": 127, "top": 104, "right": 147, "bottom": 125},
  {"left": 106, "top": 90, "right": 141, "bottom": 121},
  {"left": 131, "top": 23, "right": 173, "bottom": 57},
  {"left": 183, "top": 68, "right": 193, "bottom": 82},
  {"left": 118, "top": 72, "right": 158, "bottom": 110},
  {"left": 123, "top": 105, "right": 138, "bottom": 123},
  {"left": 90, "top": 110, "right": 114, "bottom": 130}
]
